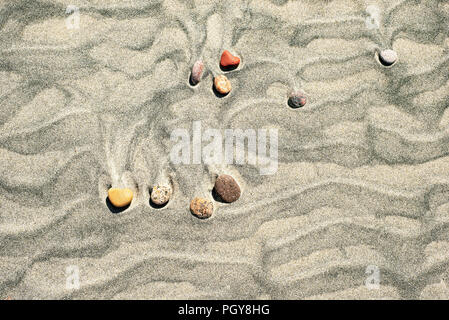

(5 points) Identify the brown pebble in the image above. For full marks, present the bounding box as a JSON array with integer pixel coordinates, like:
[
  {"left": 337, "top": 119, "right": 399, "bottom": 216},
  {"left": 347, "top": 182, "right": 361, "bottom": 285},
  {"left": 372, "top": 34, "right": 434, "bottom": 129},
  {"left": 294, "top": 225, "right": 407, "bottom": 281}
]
[
  {"left": 190, "top": 60, "right": 204, "bottom": 85},
  {"left": 151, "top": 184, "right": 172, "bottom": 206},
  {"left": 214, "top": 75, "right": 231, "bottom": 95},
  {"left": 190, "top": 197, "right": 213, "bottom": 219},
  {"left": 214, "top": 174, "right": 241, "bottom": 203}
]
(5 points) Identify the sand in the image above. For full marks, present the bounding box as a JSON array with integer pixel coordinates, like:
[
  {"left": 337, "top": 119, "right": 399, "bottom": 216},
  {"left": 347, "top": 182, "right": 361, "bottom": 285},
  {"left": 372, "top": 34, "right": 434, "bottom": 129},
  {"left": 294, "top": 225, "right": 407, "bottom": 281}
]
[{"left": 1, "top": 0, "right": 449, "bottom": 300}]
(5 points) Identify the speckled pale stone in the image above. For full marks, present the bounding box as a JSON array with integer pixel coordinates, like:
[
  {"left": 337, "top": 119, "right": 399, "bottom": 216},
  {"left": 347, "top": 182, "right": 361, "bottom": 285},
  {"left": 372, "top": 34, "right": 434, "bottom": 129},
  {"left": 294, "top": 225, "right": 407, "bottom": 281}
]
[
  {"left": 190, "top": 197, "right": 213, "bottom": 219},
  {"left": 108, "top": 188, "right": 133, "bottom": 207},
  {"left": 379, "top": 49, "right": 398, "bottom": 66},
  {"left": 214, "top": 75, "right": 231, "bottom": 94},
  {"left": 151, "top": 184, "right": 172, "bottom": 205},
  {"left": 190, "top": 60, "right": 204, "bottom": 85}
]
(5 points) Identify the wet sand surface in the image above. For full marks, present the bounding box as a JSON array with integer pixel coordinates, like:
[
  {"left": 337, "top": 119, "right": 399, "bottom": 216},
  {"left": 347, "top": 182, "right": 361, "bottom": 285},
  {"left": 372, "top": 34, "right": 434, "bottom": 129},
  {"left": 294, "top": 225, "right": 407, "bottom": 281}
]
[{"left": 1, "top": 0, "right": 449, "bottom": 299}]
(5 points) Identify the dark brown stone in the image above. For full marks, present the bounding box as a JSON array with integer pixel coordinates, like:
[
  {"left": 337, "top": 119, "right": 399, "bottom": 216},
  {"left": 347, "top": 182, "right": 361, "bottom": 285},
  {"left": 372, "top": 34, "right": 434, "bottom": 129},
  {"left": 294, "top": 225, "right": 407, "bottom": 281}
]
[{"left": 214, "top": 174, "right": 241, "bottom": 203}]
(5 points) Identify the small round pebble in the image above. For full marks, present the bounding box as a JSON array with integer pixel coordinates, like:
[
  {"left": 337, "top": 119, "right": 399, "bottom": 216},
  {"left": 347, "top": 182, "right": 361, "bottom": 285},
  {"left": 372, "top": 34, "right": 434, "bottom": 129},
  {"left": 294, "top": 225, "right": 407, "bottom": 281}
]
[
  {"left": 151, "top": 184, "right": 172, "bottom": 205},
  {"left": 214, "top": 75, "right": 231, "bottom": 95},
  {"left": 288, "top": 90, "right": 307, "bottom": 108},
  {"left": 214, "top": 174, "right": 241, "bottom": 203},
  {"left": 190, "top": 197, "right": 213, "bottom": 219},
  {"left": 108, "top": 188, "right": 133, "bottom": 208},
  {"left": 190, "top": 60, "right": 204, "bottom": 85},
  {"left": 378, "top": 49, "right": 397, "bottom": 66}
]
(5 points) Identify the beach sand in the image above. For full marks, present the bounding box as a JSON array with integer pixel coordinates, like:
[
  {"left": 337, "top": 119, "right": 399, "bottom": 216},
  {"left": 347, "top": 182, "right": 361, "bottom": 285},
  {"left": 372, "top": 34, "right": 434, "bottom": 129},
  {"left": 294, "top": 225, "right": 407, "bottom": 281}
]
[{"left": 1, "top": 0, "right": 449, "bottom": 299}]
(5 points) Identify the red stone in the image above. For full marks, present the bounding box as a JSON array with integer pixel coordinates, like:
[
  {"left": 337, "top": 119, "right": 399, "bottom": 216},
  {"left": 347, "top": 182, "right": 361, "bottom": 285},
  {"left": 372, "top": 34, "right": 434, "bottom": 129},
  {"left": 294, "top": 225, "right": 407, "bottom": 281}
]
[{"left": 220, "top": 50, "right": 240, "bottom": 69}]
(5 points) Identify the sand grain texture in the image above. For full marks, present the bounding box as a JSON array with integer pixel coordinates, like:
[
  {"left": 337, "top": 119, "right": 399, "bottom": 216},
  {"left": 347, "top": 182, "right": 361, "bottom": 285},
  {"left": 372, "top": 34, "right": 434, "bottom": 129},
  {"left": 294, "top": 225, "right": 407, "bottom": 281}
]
[{"left": 1, "top": 0, "right": 449, "bottom": 300}]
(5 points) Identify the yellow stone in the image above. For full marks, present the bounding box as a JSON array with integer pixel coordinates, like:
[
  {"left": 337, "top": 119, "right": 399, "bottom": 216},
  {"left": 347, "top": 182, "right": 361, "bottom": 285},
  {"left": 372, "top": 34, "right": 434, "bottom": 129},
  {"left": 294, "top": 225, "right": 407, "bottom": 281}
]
[{"left": 108, "top": 188, "right": 133, "bottom": 207}]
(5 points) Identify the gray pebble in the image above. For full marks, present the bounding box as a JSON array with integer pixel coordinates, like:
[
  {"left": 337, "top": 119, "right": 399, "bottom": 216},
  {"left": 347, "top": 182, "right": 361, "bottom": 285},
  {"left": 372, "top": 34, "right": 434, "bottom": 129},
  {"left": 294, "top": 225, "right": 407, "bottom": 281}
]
[{"left": 288, "top": 90, "right": 307, "bottom": 108}]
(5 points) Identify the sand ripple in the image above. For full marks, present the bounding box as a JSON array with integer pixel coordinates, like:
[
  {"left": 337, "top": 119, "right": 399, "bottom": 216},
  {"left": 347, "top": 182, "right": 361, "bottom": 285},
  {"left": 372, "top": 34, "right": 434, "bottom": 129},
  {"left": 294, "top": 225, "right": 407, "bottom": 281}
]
[{"left": 1, "top": 0, "right": 449, "bottom": 299}]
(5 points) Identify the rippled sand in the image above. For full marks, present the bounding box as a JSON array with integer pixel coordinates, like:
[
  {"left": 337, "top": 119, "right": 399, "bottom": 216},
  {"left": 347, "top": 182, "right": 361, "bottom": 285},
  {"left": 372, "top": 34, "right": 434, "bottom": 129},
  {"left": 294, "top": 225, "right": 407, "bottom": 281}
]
[{"left": 1, "top": 0, "right": 449, "bottom": 300}]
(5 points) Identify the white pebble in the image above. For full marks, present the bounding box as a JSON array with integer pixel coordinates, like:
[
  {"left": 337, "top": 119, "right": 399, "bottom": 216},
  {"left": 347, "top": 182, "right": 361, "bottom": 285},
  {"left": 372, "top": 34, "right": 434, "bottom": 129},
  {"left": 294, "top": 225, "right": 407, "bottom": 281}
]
[{"left": 379, "top": 49, "right": 398, "bottom": 66}]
